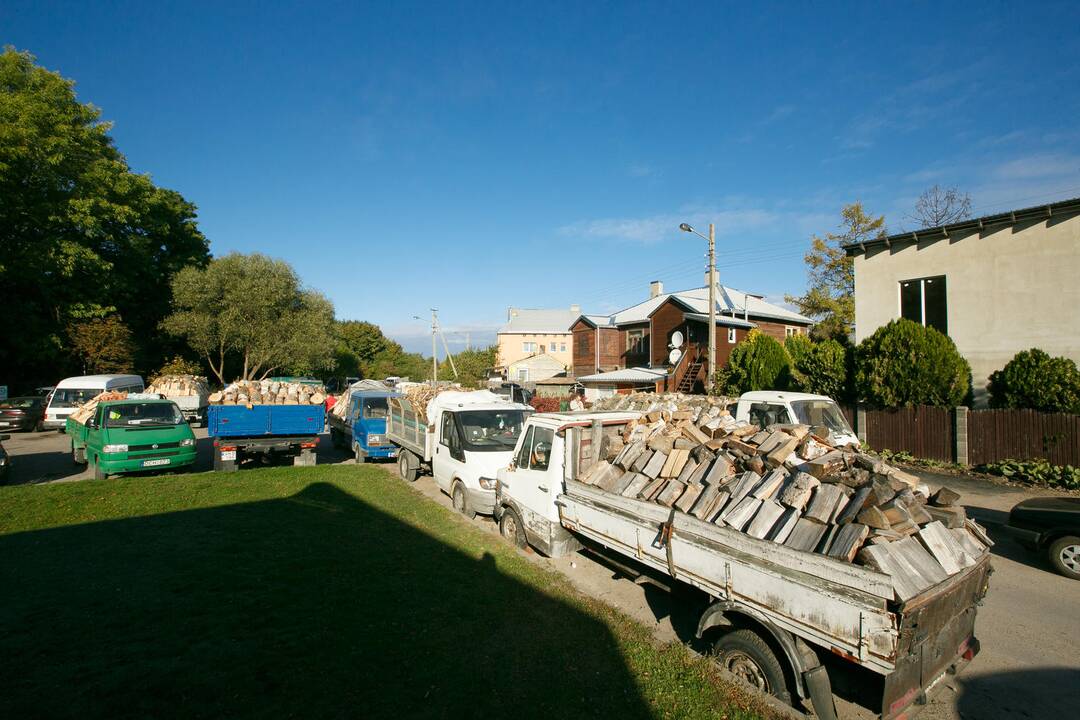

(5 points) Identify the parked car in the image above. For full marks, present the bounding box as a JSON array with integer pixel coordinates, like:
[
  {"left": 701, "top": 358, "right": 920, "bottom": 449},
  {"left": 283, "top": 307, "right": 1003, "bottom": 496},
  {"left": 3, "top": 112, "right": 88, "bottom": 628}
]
[
  {"left": 0, "top": 434, "right": 10, "bottom": 481},
  {"left": 492, "top": 382, "right": 533, "bottom": 405},
  {"left": 0, "top": 396, "right": 46, "bottom": 432},
  {"left": 1005, "top": 497, "right": 1080, "bottom": 580}
]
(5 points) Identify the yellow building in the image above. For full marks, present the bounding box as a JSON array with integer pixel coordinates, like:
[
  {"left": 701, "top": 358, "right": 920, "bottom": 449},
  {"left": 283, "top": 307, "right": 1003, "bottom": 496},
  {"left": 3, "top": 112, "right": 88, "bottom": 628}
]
[{"left": 496, "top": 305, "right": 580, "bottom": 375}]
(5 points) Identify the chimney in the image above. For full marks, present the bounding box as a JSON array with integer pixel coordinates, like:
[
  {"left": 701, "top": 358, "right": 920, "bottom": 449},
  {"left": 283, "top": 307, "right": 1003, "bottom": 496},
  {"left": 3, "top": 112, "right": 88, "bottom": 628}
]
[
  {"left": 570, "top": 304, "right": 580, "bottom": 314},
  {"left": 507, "top": 307, "right": 519, "bottom": 321},
  {"left": 649, "top": 280, "right": 663, "bottom": 298}
]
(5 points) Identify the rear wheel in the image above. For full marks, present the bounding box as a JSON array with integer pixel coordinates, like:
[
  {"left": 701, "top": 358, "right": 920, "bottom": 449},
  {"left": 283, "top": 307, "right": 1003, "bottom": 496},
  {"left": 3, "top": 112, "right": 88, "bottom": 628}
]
[
  {"left": 1049, "top": 535, "right": 1080, "bottom": 580},
  {"left": 452, "top": 482, "right": 474, "bottom": 519},
  {"left": 398, "top": 452, "right": 418, "bottom": 482},
  {"left": 500, "top": 507, "right": 527, "bottom": 549},
  {"left": 712, "top": 629, "right": 791, "bottom": 704},
  {"left": 34, "top": 419, "right": 45, "bottom": 432},
  {"left": 72, "top": 443, "right": 86, "bottom": 465}
]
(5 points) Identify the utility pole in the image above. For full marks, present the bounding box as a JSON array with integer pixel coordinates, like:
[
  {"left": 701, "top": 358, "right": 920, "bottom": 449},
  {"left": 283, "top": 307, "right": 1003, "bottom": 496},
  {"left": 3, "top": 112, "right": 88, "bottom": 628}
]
[
  {"left": 707, "top": 223, "right": 716, "bottom": 394},
  {"left": 431, "top": 309, "right": 438, "bottom": 384}
]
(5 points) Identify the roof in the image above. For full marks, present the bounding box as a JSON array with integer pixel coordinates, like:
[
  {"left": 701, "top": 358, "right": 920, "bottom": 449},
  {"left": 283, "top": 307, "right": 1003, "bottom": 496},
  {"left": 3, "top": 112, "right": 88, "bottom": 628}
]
[
  {"left": 56, "top": 374, "right": 143, "bottom": 387},
  {"left": 844, "top": 196, "right": 1080, "bottom": 256},
  {"left": 533, "top": 376, "right": 578, "bottom": 385},
  {"left": 508, "top": 352, "right": 566, "bottom": 370},
  {"left": 739, "top": 390, "right": 836, "bottom": 403},
  {"left": 529, "top": 411, "right": 643, "bottom": 426},
  {"left": 581, "top": 285, "right": 812, "bottom": 327},
  {"left": 498, "top": 307, "right": 581, "bottom": 334},
  {"left": 576, "top": 366, "right": 668, "bottom": 384}
]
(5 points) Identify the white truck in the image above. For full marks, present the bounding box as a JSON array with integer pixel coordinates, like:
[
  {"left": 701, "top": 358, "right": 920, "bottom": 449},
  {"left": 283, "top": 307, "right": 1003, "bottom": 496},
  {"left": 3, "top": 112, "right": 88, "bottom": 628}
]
[
  {"left": 494, "top": 411, "right": 989, "bottom": 720},
  {"left": 733, "top": 391, "right": 859, "bottom": 448},
  {"left": 387, "top": 390, "right": 532, "bottom": 517}
]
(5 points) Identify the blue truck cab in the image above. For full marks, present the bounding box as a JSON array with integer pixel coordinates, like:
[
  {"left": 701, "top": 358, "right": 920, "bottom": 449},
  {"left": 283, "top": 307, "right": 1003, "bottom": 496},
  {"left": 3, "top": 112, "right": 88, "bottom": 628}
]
[{"left": 329, "top": 390, "right": 400, "bottom": 463}]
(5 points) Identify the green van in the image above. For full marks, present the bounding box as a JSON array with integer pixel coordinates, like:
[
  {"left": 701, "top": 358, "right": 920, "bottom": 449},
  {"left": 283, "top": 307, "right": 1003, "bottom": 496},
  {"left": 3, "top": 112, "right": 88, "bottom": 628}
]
[{"left": 68, "top": 398, "right": 197, "bottom": 479}]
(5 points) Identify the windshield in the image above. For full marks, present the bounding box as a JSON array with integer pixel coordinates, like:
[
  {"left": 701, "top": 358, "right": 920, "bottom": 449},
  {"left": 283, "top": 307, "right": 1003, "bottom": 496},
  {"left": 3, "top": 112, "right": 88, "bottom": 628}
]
[
  {"left": 362, "top": 397, "right": 388, "bottom": 419},
  {"left": 790, "top": 399, "right": 853, "bottom": 437},
  {"left": 103, "top": 403, "right": 184, "bottom": 428},
  {"left": 1, "top": 398, "right": 41, "bottom": 409},
  {"left": 456, "top": 409, "right": 529, "bottom": 451},
  {"left": 49, "top": 388, "right": 100, "bottom": 409}
]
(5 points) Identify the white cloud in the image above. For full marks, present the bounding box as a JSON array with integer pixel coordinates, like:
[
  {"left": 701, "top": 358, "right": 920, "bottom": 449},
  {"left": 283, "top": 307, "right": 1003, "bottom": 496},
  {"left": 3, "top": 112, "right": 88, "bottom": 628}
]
[
  {"left": 993, "top": 153, "right": 1080, "bottom": 180},
  {"left": 558, "top": 207, "right": 777, "bottom": 244}
]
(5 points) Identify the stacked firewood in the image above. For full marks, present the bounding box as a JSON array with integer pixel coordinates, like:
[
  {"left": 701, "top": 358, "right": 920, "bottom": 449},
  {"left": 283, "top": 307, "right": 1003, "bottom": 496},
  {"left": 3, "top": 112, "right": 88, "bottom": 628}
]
[
  {"left": 208, "top": 380, "right": 326, "bottom": 406},
  {"left": 68, "top": 391, "right": 128, "bottom": 425},
  {"left": 578, "top": 397, "right": 991, "bottom": 602},
  {"left": 147, "top": 374, "right": 209, "bottom": 397}
]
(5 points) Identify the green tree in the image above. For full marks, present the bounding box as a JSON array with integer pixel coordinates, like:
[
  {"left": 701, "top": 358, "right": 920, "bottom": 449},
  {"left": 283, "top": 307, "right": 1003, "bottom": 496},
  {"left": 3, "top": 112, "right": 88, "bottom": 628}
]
[
  {"left": 787, "top": 202, "right": 885, "bottom": 341},
  {"left": 368, "top": 345, "right": 431, "bottom": 381},
  {"left": 786, "top": 334, "right": 850, "bottom": 400},
  {"left": 0, "top": 48, "right": 210, "bottom": 384},
  {"left": 67, "top": 315, "right": 135, "bottom": 374},
  {"left": 335, "top": 320, "right": 393, "bottom": 378},
  {"left": 161, "top": 253, "right": 336, "bottom": 383},
  {"left": 437, "top": 346, "right": 497, "bottom": 388},
  {"left": 988, "top": 349, "right": 1080, "bottom": 414},
  {"left": 716, "top": 330, "right": 792, "bottom": 395},
  {"left": 154, "top": 355, "right": 205, "bottom": 378},
  {"left": 854, "top": 319, "right": 970, "bottom": 407}
]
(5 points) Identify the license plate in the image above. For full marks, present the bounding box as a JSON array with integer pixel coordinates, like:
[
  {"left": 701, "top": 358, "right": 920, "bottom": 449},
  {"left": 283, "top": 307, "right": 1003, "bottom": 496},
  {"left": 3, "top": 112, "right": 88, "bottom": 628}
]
[
  {"left": 220, "top": 450, "right": 237, "bottom": 461},
  {"left": 142, "top": 458, "right": 170, "bottom": 467},
  {"left": 0, "top": 422, "right": 9, "bottom": 426}
]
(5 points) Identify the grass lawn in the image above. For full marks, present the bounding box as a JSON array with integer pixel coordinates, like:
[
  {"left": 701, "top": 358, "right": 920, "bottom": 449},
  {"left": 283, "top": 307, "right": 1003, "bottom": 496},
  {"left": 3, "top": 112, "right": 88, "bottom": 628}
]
[{"left": 0, "top": 465, "right": 768, "bottom": 719}]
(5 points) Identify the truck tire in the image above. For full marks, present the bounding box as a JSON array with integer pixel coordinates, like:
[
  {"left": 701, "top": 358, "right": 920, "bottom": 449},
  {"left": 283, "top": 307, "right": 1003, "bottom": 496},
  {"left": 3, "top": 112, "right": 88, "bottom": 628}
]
[
  {"left": 712, "top": 629, "right": 791, "bottom": 703},
  {"left": 451, "top": 481, "right": 475, "bottom": 519},
  {"left": 1049, "top": 535, "right": 1080, "bottom": 580},
  {"left": 499, "top": 507, "right": 527, "bottom": 549},
  {"left": 353, "top": 441, "right": 366, "bottom": 464},
  {"left": 72, "top": 443, "right": 86, "bottom": 465},
  {"left": 89, "top": 455, "right": 107, "bottom": 481},
  {"left": 398, "top": 452, "right": 418, "bottom": 482}
]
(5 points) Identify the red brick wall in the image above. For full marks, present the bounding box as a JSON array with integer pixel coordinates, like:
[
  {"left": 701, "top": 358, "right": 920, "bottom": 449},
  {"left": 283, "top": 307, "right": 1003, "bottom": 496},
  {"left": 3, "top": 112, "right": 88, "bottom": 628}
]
[{"left": 755, "top": 319, "right": 808, "bottom": 342}]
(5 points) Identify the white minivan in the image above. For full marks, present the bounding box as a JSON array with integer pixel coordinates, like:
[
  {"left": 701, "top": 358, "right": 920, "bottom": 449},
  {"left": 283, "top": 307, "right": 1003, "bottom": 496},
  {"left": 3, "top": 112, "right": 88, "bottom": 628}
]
[
  {"left": 732, "top": 391, "right": 859, "bottom": 447},
  {"left": 44, "top": 374, "right": 145, "bottom": 430}
]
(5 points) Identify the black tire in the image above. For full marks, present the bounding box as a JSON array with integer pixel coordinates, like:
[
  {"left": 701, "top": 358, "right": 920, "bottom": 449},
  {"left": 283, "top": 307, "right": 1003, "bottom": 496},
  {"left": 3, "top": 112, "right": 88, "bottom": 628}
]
[
  {"left": 1048, "top": 535, "right": 1080, "bottom": 580},
  {"left": 398, "top": 452, "right": 418, "bottom": 482},
  {"left": 72, "top": 443, "right": 86, "bottom": 465},
  {"left": 89, "top": 455, "right": 107, "bottom": 480},
  {"left": 451, "top": 482, "right": 475, "bottom": 519},
  {"left": 500, "top": 507, "right": 527, "bottom": 549},
  {"left": 712, "top": 629, "right": 791, "bottom": 704},
  {"left": 34, "top": 419, "right": 45, "bottom": 432}
]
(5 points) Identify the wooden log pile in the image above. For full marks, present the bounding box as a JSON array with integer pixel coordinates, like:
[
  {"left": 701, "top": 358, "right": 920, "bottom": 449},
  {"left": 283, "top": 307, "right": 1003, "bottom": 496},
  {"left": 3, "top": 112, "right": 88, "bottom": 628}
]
[
  {"left": 147, "top": 374, "right": 209, "bottom": 398},
  {"left": 208, "top": 380, "right": 326, "bottom": 406},
  {"left": 68, "top": 391, "right": 129, "bottom": 425},
  {"left": 577, "top": 395, "right": 991, "bottom": 602}
]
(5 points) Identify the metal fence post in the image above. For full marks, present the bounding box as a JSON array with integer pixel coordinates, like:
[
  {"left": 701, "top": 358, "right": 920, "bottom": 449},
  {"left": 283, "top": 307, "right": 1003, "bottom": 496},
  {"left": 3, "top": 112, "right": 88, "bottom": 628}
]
[
  {"left": 856, "top": 404, "right": 868, "bottom": 446},
  {"left": 954, "top": 406, "right": 969, "bottom": 465}
]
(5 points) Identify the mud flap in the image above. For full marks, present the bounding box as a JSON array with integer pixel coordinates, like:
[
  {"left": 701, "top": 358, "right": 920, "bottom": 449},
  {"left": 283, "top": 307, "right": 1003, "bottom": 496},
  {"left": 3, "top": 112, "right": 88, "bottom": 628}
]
[{"left": 804, "top": 666, "right": 837, "bottom": 720}]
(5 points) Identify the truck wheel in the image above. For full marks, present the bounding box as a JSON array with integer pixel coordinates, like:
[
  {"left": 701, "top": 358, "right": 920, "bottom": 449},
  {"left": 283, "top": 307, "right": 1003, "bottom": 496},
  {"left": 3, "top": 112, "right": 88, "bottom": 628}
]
[
  {"left": 1049, "top": 536, "right": 1080, "bottom": 580},
  {"left": 35, "top": 419, "right": 45, "bottom": 432},
  {"left": 452, "top": 482, "right": 475, "bottom": 519},
  {"left": 398, "top": 452, "right": 418, "bottom": 482},
  {"left": 712, "top": 629, "right": 791, "bottom": 704},
  {"left": 500, "top": 507, "right": 527, "bottom": 549},
  {"left": 72, "top": 443, "right": 86, "bottom": 465},
  {"left": 89, "top": 455, "right": 107, "bottom": 481},
  {"left": 353, "top": 441, "right": 366, "bottom": 464}
]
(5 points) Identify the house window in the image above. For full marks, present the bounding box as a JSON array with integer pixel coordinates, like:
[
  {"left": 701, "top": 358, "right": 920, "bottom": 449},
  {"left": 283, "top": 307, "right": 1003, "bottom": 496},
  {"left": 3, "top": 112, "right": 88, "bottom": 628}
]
[
  {"left": 560, "top": 343, "right": 567, "bottom": 353},
  {"left": 900, "top": 276, "right": 948, "bottom": 334},
  {"left": 727, "top": 328, "right": 737, "bottom": 344},
  {"left": 785, "top": 327, "right": 799, "bottom": 338},
  {"left": 517, "top": 368, "right": 529, "bottom": 382},
  {"left": 627, "top": 329, "right": 647, "bottom": 354},
  {"left": 522, "top": 341, "right": 537, "bottom": 353},
  {"left": 539, "top": 344, "right": 546, "bottom": 353}
]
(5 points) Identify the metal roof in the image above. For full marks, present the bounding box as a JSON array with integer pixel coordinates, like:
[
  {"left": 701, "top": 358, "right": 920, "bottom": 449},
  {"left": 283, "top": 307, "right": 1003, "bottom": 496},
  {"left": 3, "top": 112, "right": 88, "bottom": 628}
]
[
  {"left": 577, "top": 366, "right": 668, "bottom": 384},
  {"left": 844, "top": 196, "right": 1080, "bottom": 256},
  {"left": 682, "top": 312, "right": 756, "bottom": 328},
  {"left": 584, "top": 285, "right": 812, "bottom": 327},
  {"left": 498, "top": 307, "right": 582, "bottom": 334}
]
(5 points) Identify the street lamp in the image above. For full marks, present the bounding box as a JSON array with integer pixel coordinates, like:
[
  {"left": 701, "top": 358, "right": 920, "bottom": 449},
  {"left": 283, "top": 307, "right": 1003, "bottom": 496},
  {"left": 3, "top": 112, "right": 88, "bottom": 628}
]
[{"left": 679, "top": 222, "right": 717, "bottom": 394}]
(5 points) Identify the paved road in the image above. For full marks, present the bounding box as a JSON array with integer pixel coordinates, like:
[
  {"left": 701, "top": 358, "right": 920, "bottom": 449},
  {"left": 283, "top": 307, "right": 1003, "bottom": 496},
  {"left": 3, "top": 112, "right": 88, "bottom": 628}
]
[{"left": 3, "top": 430, "right": 1078, "bottom": 718}]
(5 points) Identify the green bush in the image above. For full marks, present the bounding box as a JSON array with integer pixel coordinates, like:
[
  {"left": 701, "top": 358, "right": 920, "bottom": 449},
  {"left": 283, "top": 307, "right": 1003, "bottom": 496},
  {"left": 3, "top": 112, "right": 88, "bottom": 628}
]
[
  {"left": 987, "top": 348, "right": 1080, "bottom": 414},
  {"left": 785, "top": 335, "right": 850, "bottom": 400},
  {"left": 979, "top": 458, "right": 1080, "bottom": 489},
  {"left": 716, "top": 329, "right": 792, "bottom": 395},
  {"left": 854, "top": 319, "right": 970, "bottom": 407}
]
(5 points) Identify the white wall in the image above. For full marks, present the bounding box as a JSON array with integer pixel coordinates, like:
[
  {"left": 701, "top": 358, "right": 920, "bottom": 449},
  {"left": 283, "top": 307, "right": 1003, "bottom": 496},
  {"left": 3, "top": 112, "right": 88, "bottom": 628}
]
[{"left": 853, "top": 212, "right": 1080, "bottom": 406}]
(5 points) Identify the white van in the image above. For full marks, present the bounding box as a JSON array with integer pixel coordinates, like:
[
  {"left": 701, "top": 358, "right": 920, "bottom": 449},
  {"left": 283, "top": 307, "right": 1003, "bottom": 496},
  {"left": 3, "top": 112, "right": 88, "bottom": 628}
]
[
  {"left": 732, "top": 391, "right": 859, "bottom": 447},
  {"left": 44, "top": 374, "right": 144, "bottom": 430}
]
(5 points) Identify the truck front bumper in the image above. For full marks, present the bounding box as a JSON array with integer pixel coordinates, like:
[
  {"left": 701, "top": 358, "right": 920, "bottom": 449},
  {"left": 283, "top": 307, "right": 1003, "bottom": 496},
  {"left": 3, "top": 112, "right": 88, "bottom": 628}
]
[
  {"left": 467, "top": 488, "right": 496, "bottom": 516},
  {"left": 362, "top": 445, "right": 397, "bottom": 459},
  {"left": 98, "top": 450, "right": 198, "bottom": 474},
  {"left": 1003, "top": 523, "right": 1042, "bottom": 550},
  {"left": 43, "top": 418, "right": 67, "bottom": 430}
]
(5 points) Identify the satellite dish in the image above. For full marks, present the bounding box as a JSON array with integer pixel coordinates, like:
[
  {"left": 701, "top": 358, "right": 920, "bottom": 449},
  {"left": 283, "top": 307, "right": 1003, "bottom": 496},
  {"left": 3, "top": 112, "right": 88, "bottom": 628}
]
[
  {"left": 670, "top": 331, "right": 684, "bottom": 348},
  {"left": 668, "top": 348, "right": 683, "bottom": 365}
]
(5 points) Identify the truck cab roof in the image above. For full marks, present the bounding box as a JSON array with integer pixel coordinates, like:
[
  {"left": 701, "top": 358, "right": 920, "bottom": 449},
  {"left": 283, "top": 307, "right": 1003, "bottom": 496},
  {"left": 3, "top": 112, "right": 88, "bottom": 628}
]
[
  {"left": 527, "top": 411, "right": 642, "bottom": 429},
  {"left": 739, "top": 390, "right": 835, "bottom": 403}
]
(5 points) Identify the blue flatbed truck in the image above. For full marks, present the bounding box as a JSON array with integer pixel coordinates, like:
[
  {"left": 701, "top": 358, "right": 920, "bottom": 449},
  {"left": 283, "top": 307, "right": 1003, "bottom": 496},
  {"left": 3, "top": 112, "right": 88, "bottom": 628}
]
[
  {"left": 207, "top": 404, "right": 325, "bottom": 471},
  {"left": 328, "top": 389, "right": 400, "bottom": 463}
]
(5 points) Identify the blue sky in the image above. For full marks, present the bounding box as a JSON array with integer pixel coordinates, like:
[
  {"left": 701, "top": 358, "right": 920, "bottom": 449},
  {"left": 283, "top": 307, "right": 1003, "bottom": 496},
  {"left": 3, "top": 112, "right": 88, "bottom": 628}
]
[{"left": 5, "top": 1, "right": 1080, "bottom": 355}]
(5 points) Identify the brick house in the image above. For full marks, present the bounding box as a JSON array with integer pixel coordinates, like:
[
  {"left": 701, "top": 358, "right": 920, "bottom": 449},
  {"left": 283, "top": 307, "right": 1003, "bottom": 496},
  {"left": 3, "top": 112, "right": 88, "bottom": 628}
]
[{"left": 572, "top": 281, "right": 813, "bottom": 396}]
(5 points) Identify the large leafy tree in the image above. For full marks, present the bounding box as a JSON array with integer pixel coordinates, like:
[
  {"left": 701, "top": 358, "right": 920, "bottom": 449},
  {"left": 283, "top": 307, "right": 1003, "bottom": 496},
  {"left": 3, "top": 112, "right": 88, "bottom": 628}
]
[
  {"left": 162, "top": 253, "right": 336, "bottom": 383},
  {"left": 335, "top": 321, "right": 392, "bottom": 378},
  {"left": 787, "top": 203, "right": 885, "bottom": 341},
  {"left": 715, "top": 330, "right": 792, "bottom": 395},
  {"left": 437, "top": 345, "right": 497, "bottom": 388},
  {"left": 68, "top": 315, "right": 136, "bottom": 374},
  {"left": 0, "top": 48, "right": 210, "bottom": 384},
  {"left": 854, "top": 319, "right": 970, "bottom": 407}
]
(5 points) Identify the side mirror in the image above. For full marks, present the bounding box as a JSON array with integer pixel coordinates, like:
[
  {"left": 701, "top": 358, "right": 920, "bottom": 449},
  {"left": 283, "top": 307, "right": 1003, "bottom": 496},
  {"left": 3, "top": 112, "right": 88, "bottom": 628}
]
[
  {"left": 85, "top": 418, "right": 96, "bottom": 429},
  {"left": 0, "top": 434, "right": 9, "bottom": 441}
]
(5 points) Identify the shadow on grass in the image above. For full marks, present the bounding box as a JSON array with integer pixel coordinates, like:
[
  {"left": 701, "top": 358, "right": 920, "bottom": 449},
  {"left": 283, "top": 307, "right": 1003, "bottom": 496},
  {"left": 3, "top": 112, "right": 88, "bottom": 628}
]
[{"left": 0, "top": 482, "right": 652, "bottom": 718}]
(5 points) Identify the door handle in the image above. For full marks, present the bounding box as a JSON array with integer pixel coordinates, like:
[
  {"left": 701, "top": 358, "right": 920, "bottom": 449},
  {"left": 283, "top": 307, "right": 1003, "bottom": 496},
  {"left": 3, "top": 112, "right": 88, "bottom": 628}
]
[{"left": 538, "top": 485, "right": 549, "bottom": 493}]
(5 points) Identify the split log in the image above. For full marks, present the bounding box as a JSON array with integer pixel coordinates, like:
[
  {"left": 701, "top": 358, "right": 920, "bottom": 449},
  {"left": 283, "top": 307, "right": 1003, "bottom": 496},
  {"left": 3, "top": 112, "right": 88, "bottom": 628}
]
[
  {"left": 674, "top": 483, "right": 703, "bottom": 513},
  {"left": 929, "top": 486, "right": 961, "bottom": 507},
  {"left": 766, "top": 436, "right": 800, "bottom": 467},
  {"left": 827, "top": 523, "right": 870, "bottom": 562},
  {"left": 752, "top": 469, "right": 787, "bottom": 500},
  {"left": 835, "top": 486, "right": 872, "bottom": 525},
  {"left": 745, "top": 500, "right": 786, "bottom": 539},
  {"left": 778, "top": 472, "right": 819, "bottom": 511},
  {"left": 803, "top": 484, "right": 844, "bottom": 524},
  {"left": 916, "top": 521, "right": 973, "bottom": 574},
  {"left": 722, "top": 497, "right": 762, "bottom": 531},
  {"left": 641, "top": 451, "right": 668, "bottom": 479},
  {"left": 767, "top": 508, "right": 800, "bottom": 544},
  {"left": 784, "top": 518, "right": 828, "bottom": 552},
  {"left": 621, "top": 474, "right": 652, "bottom": 499},
  {"left": 656, "top": 481, "right": 687, "bottom": 507}
]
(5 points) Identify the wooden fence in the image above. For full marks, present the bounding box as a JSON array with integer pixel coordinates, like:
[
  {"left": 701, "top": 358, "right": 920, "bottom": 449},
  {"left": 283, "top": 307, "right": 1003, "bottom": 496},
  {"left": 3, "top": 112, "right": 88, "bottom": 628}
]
[
  {"left": 861, "top": 405, "right": 955, "bottom": 462},
  {"left": 969, "top": 409, "right": 1080, "bottom": 466}
]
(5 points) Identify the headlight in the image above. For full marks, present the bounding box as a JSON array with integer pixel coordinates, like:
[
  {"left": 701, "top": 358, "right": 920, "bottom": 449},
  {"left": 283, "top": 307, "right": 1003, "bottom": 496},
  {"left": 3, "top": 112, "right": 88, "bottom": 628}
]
[
  {"left": 0, "top": 457, "right": 7, "bottom": 465},
  {"left": 180, "top": 438, "right": 195, "bottom": 447},
  {"left": 368, "top": 434, "right": 385, "bottom": 446},
  {"left": 102, "top": 444, "right": 128, "bottom": 453},
  {"left": 478, "top": 476, "right": 496, "bottom": 490}
]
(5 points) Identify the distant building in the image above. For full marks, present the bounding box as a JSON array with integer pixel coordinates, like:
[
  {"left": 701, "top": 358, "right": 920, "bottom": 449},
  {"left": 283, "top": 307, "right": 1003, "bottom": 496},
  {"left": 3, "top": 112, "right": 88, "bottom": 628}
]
[
  {"left": 507, "top": 352, "right": 566, "bottom": 384},
  {"left": 496, "top": 305, "right": 580, "bottom": 374},
  {"left": 572, "top": 280, "right": 812, "bottom": 398},
  {"left": 845, "top": 196, "right": 1080, "bottom": 406}
]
